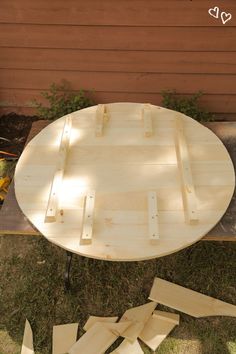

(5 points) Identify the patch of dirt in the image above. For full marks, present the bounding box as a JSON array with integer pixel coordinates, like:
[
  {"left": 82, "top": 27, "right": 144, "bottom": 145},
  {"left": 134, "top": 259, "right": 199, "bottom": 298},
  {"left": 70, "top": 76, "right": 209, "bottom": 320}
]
[{"left": 0, "top": 113, "right": 39, "bottom": 158}]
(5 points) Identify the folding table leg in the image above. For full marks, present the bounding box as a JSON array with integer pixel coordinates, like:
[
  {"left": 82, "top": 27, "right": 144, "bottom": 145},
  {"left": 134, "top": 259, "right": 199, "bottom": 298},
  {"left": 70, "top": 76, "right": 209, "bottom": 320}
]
[{"left": 64, "top": 251, "right": 73, "bottom": 291}]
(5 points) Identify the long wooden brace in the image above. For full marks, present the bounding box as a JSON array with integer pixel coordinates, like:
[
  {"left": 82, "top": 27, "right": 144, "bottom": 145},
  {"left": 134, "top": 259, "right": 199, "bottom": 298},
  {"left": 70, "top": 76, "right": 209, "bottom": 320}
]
[
  {"left": 45, "top": 115, "right": 72, "bottom": 222},
  {"left": 174, "top": 115, "right": 198, "bottom": 224}
]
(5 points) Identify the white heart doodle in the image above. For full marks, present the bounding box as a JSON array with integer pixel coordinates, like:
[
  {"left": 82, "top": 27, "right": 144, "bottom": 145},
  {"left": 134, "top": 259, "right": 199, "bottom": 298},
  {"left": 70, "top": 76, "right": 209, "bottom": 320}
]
[
  {"left": 221, "top": 12, "right": 232, "bottom": 24},
  {"left": 208, "top": 6, "right": 219, "bottom": 18}
]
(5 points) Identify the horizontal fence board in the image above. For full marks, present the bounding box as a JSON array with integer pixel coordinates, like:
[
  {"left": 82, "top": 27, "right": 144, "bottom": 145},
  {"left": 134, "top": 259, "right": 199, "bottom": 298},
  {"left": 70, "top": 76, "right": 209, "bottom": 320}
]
[
  {"left": 1, "top": 69, "right": 236, "bottom": 95},
  {"left": 1, "top": 48, "right": 236, "bottom": 74},
  {"left": 1, "top": 24, "right": 236, "bottom": 51},
  {"left": 0, "top": 0, "right": 235, "bottom": 26},
  {"left": 1, "top": 89, "right": 236, "bottom": 113}
]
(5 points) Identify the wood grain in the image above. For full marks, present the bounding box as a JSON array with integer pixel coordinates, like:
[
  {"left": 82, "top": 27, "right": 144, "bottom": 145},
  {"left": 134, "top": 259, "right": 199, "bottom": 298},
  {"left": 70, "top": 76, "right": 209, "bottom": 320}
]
[
  {"left": 1, "top": 70, "right": 236, "bottom": 95},
  {"left": 1, "top": 25, "right": 235, "bottom": 51},
  {"left": 13, "top": 104, "right": 235, "bottom": 260},
  {"left": 1, "top": 0, "right": 235, "bottom": 26}
]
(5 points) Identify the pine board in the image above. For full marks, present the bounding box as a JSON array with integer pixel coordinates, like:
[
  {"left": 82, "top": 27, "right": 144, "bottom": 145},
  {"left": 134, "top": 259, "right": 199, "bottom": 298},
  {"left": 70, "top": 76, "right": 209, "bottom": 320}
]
[{"left": 6, "top": 106, "right": 235, "bottom": 257}]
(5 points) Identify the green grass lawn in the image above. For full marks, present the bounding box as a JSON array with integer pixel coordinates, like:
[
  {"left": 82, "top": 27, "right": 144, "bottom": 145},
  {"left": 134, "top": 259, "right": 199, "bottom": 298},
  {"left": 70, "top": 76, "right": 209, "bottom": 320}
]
[{"left": 0, "top": 235, "right": 235, "bottom": 354}]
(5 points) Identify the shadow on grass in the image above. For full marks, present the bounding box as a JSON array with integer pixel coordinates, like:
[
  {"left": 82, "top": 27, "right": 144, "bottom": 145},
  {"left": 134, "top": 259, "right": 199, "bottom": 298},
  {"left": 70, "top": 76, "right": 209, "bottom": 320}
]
[{"left": 0, "top": 235, "right": 235, "bottom": 354}]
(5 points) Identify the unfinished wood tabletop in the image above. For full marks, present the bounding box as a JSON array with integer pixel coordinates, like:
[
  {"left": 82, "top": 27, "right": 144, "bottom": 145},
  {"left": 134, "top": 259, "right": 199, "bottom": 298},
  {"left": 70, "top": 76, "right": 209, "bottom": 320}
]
[{"left": 14, "top": 103, "right": 235, "bottom": 260}]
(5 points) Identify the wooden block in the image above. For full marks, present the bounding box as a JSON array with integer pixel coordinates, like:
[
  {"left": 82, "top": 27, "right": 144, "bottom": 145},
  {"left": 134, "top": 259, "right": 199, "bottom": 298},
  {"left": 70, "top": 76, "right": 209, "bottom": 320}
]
[
  {"left": 175, "top": 115, "right": 198, "bottom": 224},
  {"left": 148, "top": 191, "right": 159, "bottom": 243},
  {"left": 95, "top": 104, "right": 105, "bottom": 137},
  {"left": 45, "top": 116, "right": 72, "bottom": 222},
  {"left": 149, "top": 277, "right": 236, "bottom": 318},
  {"left": 52, "top": 323, "right": 78, "bottom": 354},
  {"left": 142, "top": 104, "right": 153, "bottom": 137},
  {"left": 119, "top": 302, "right": 157, "bottom": 342},
  {"left": 68, "top": 321, "right": 131, "bottom": 354},
  {"left": 139, "top": 312, "right": 179, "bottom": 351},
  {"left": 83, "top": 316, "right": 119, "bottom": 331},
  {"left": 110, "top": 339, "right": 144, "bottom": 354},
  {"left": 21, "top": 319, "right": 34, "bottom": 354},
  {"left": 81, "top": 190, "right": 95, "bottom": 244}
]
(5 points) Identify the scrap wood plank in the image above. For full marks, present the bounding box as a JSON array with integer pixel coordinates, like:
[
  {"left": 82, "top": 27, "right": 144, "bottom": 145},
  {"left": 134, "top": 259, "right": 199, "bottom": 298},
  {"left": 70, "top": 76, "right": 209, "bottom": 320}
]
[
  {"left": 139, "top": 311, "right": 179, "bottom": 351},
  {"left": 110, "top": 339, "right": 144, "bottom": 354},
  {"left": 142, "top": 103, "right": 153, "bottom": 137},
  {"left": 83, "top": 316, "right": 118, "bottom": 331},
  {"left": 119, "top": 302, "right": 157, "bottom": 342},
  {"left": 153, "top": 310, "right": 180, "bottom": 324},
  {"left": 21, "top": 319, "right": 34, "bottom": 354},
  {"left": 81, "top": 190, "right": 96, "bottom": 244},
  {"left": 149, "top": 277, "right": 236, "bottom": 318},
  {"left": 68, "top": 321, "right": 131, "bottom": 354},
  {"left": 52, "top": 323, "right": 78, "bottom": 354},
  {"left": 148, "top": 191, "right": 159, "bottom": 243},
  {"left": 45, "top": 116, "right": 72, "bottom": 222},
  {"left": 175, "top": 115, "right": 198, "bottom": 224}
]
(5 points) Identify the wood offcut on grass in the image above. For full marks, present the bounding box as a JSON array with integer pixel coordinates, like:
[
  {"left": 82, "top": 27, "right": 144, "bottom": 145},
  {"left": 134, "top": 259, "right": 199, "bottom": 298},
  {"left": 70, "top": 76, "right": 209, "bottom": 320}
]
[{"left": 0, "top": 237, "right": 235, "bottom": 354}]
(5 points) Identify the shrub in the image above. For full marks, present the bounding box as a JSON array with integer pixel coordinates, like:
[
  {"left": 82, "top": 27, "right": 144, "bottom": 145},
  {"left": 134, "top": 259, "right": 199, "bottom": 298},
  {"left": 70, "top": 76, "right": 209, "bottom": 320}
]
[
  {"left": 161, "top": 90, "right": 214, "bottom": 122},
  {"left": 31, "top": 80, "right": 94, "bottom": 120}
]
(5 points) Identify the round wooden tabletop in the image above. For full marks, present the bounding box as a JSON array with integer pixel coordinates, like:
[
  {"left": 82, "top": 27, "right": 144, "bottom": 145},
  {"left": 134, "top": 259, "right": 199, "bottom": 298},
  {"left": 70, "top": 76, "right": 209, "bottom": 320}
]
[{"left": 15, "top": 103, "right": 235, "bottom": 261}]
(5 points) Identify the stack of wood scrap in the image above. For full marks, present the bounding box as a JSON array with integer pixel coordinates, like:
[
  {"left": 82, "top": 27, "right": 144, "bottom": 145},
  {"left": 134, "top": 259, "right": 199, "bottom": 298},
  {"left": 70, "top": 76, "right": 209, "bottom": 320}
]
[
  {"left": 21, "top": 277, "right": 236, "bottom": 354},
  {"left": 67, "top": 302, "right": 179, "bottom": 353}
]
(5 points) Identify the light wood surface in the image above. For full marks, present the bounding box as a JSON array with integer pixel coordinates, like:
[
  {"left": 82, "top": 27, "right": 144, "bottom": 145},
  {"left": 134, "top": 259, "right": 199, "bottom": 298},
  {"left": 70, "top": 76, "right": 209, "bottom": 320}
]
[
  {"left": 68, "top": 321, "right": 131, "bottom": 354},
  {"left": 149, "top": 278, "right": 236, "bottom": 318},
  {"left": 83, "top": 316, "right": 118, "bottom": 331},
  {"left": 14, "top": 103, "right": 235, "bottom": 260},
  {"left": 52, "top": 323, "right": 78, "bottom": 354},
  {"left": 139, "top": 311, "right": 179, "bottom": 351},
  {"left": 21, "top": 319, "right": 34, "bottom": 354},
  {"left": 119, "top": 302, "right": 157, "bottom": 342},
  {"left": 111, "top": 339, "right": 144, "bottom": 354}
]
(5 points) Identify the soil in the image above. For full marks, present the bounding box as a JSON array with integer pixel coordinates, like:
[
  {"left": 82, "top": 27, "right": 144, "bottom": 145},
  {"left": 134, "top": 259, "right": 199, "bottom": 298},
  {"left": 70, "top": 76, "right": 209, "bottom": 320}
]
[{"left": 0, "top": 113, "right": 40, "bottom": 158}]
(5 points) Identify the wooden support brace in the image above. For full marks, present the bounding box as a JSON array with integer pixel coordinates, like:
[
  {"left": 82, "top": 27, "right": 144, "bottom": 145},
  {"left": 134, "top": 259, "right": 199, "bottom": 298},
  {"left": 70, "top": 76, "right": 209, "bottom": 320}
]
[
  {"left": 142, "top": 104, "right": 153, "bottom": 137},
  {"left": 148, "top": 191, "right": 159, "bottom": 243},
  {"left": 45, "top": 116, "right": 72, "bottom": 223},
  {"left": 175, "top": 115, "right": 198, "bottom": 224},
  {"left": 95, "top": 104, "right": 107, "bottom": 137},
  {"left": 81, "top": 190, "right": 95, "bottom": 244}
]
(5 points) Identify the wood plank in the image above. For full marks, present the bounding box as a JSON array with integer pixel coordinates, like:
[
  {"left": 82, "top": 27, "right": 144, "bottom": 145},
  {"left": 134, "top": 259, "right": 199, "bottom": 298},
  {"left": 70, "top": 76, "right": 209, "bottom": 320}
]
[
  {"left": 2, "top": 90, "right": 236, "bottom": 115},
  {"left": 95, "top": 104, "right": 105, "bottom": 137},
  {"left": 2, "top": 49, "right": 236, "bottom": 74},
  {"left": 83, "top": 316, "right": 118, "bottom": 331},
  {"left": 175, "top": 115, "right": 198, "bottom": 224},
  {"left": 148, "top": 191, "right": 159, "bottom": 243},
  {"left": 153, "top": 310, "right": 180, "bottom": 325},
  {"left": 2, "top": 120, "right": 235, "bottom": 244},
  {"left": 68, "top": 322, "right": 131, "bottom": 354},
  {"left": 139, "top": 312, "right": 179, "bottom": 351},
  {"left": 110, "top": 339, "right": 143, "bottom": 354},
  {"left": 52, "top": 323, "right": 78, "bottom": 354},
  {"left": 1, "top": 0, "right": 235, "bottom": 26},
  {"left": 142, "top": 104, "right": 153, "bottom": 137},
  {"left": 81, "top": 190, "right": 95, "bottom": 244},
  {"left": 21, "top": 319, "right": 34, "bottom": 354},
  {"left": 119, "top": 302, "right": 157, "bottom": 342},
  {"left": 2, "top": 69, "right": 236, "bottom": 95},
  {"left": 149, "top": 277, "right": 236, "bottom": 318},
  {"left": 45, "top": 116, "right": 72, "bottom": 222},
  {"left": 1, "top": 25, "right": 236, "bottom": 51}
]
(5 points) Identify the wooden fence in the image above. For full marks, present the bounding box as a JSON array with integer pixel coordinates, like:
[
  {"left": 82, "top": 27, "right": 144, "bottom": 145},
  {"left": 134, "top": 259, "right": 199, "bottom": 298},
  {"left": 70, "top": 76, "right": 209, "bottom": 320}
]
[{"left": 0, "top": 0, "right": 236, "bottom": 119}]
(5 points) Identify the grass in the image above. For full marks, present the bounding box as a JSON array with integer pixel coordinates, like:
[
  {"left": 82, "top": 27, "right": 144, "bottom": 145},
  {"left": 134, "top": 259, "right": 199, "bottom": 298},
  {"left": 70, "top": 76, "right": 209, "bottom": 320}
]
[{"left": 0, "top": 235, "right": 235, "bottom": 354}]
